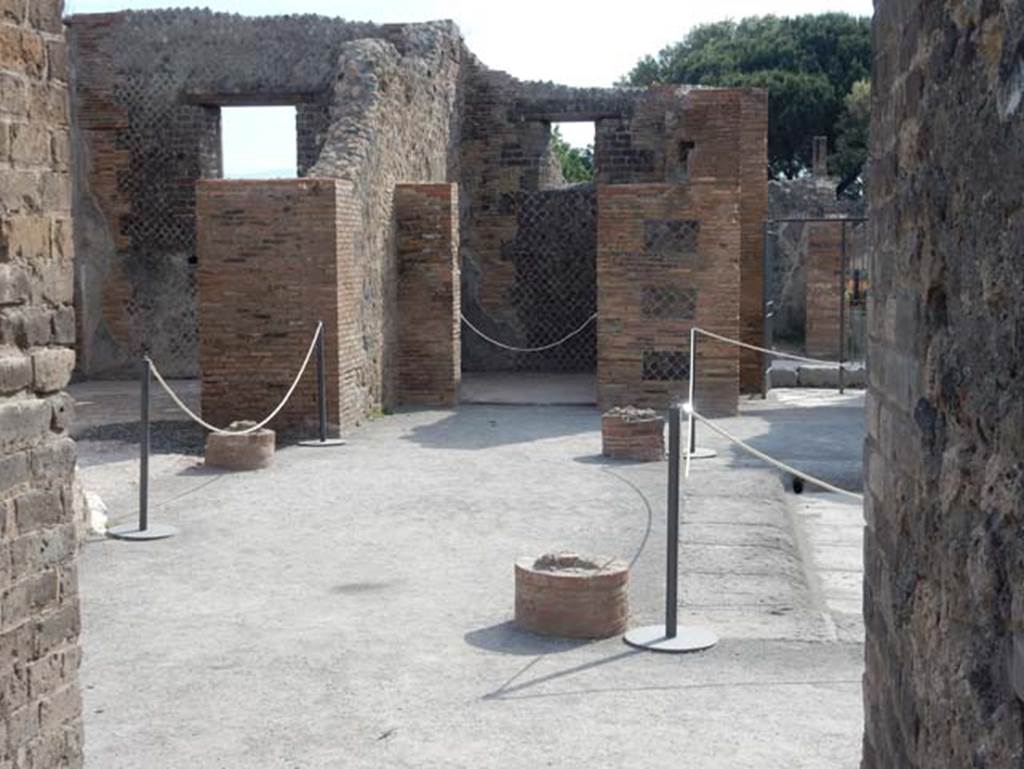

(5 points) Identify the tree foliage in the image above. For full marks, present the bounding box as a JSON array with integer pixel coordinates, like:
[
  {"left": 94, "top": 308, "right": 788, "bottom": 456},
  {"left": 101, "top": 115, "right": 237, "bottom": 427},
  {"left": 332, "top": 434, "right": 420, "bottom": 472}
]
[
  {"left": 623, "top": 14, "right": 871, "bottom": 180},
  {"left": 830, "top": 78, "right": 870, "bottom": 196},
  {"left": 550, "top": 126, "right": 594, "bottom": 183}
]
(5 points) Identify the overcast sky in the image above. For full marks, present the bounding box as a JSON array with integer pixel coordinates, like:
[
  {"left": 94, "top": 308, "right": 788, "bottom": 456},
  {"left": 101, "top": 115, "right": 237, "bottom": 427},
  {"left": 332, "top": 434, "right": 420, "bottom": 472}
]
[{"left": 63, "top": 0, "right": 874, "bottom": 176}]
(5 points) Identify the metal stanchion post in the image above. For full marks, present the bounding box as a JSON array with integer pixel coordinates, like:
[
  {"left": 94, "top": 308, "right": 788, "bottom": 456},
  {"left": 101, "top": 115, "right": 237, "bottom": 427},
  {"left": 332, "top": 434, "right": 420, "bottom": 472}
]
[
  {"left": 624, "top": 406, "right": 717, "bottom": 653},
  {"left": 838, "top": 223, "right": 847, "bottom": 394},
  {"left": 108, "top": 357, "right": 176, "bottom": 541},
  {"left": 299, "top": 322, "right": 346, "bottom": 447},
  {"left": 686, "top": 327, "right": 716, "bottom": 460}
]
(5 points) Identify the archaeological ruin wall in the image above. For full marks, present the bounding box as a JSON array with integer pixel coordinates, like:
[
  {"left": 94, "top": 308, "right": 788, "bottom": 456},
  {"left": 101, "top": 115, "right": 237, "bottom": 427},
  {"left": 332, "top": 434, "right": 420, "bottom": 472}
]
[
  {"left": 459, "top": 70, "right": 767, "bottom": 398},
  {"left": 597, "top": 183, "right": 740, "bottom": 416},
  {"left": 69, "top": 10, "right": 767, "bottom": 420},
  {"left": 864, "top": 1, "right": 1024, "bottom": 766},
  {"left": 0, "top": 0, "right": 85, "bottom": 764},
  {"left": 196, "top": 179, "right": 362, "bottom": 431},
  {"left": 68, "top": 11, "right": 461, "bottom": 418}
]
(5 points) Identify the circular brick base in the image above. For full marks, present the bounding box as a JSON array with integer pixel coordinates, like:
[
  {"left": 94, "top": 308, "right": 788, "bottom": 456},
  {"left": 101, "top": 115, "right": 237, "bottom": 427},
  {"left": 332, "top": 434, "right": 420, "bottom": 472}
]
[
  {"left": 515, "top": 553, "right": 629, "bottom": 639},
  {"left": 204, "top": 422, "right": 275, "bottom": 471},
  {"left": 601, "top": 407, "right": 665, "bottom": 462}
]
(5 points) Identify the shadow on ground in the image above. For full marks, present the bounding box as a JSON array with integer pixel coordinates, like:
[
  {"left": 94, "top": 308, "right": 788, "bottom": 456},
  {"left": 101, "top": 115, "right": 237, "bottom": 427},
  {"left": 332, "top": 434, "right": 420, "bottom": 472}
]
[{"left": 402, "top": 404, "right": 598, "bottom": 450}]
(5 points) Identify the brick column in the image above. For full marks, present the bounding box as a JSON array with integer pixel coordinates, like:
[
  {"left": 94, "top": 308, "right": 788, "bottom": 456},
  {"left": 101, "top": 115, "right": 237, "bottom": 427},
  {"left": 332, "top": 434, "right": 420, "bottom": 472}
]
[
  {"left": 394, "top": 183, "right": 460, "bottom": 406},
  {"left": 804, "top": 220, "right": 844, "bottom": 359},
  {"left": 196, "top": 179, "right": 363, "bottom": 432},
  {"left": 0, "top": 0, "right": 85, "bottom": 765},
  {"left": 596, "top": 182, "right": 740, "bottom": 416}
]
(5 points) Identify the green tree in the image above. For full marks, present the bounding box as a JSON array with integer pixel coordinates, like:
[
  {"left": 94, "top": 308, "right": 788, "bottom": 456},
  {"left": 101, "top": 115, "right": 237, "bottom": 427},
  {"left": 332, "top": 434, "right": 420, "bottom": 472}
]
[
  {"left": 623, "top": 14, "right": 871, "bottom": 180},
  {"left": 830, "top": 78, "right": 870, "bottom": 196},
  {"left": 550, "top": 126, "right": 594, "bottom": 183}
]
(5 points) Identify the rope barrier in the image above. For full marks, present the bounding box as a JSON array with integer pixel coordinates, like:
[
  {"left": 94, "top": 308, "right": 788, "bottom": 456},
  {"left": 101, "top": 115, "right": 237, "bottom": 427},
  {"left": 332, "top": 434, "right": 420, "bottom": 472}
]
[
  {"left": 684, "top": 405, "right": 864, "bottom": 502},
  {"left": 460, "top": 312, "right": 597, "bottom": 353},
  {"left": 692, "top": 327, "right": 852, "bottom": 367},
  {"left": 148, "top": 322, "right": 323, "bottom": 435}
]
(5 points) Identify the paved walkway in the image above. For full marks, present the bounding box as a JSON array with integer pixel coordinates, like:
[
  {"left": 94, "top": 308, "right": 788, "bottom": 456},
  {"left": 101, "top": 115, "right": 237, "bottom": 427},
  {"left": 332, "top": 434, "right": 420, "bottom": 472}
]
[{"left": 72, "top": 382, "right": 865, "bottom": 768}]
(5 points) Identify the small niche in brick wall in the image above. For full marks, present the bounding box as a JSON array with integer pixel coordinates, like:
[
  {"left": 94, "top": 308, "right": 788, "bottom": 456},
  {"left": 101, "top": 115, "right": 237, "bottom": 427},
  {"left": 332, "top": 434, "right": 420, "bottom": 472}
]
[
  {"left": 641, "top": 350, "right": 690, "bottom": 381},
  {"left": 641, "top": 286, "right": 696, "bottom": 319},
  {"left": 678, "top": 140, "right": 695, "bottom": 179},
  {"left": 643, "top": 219, "right": 700, "bottom": 260}
]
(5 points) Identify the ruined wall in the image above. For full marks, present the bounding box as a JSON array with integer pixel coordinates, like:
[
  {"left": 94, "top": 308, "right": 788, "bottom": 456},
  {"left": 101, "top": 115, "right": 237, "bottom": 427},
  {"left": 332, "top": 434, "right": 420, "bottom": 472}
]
[
  {"left": 804, "top": 220, "right": 868, "bottom": 360},
  {"left": 459, "top": 73, "right": 765, "bottom": 380},
  {"left": 68, "top": 11, "right": 461, "bottom": 413},
  {"left": 864, "top": 2, "right": 1024, "bottom": 766},
  {"left": 596, "top": 182, "right": 740, "bottom": 415},
  {"left": 767, "top": 178, "right": 866, "bottom": 345},
  {"left": 395, "top": 183, "right": 460, "bottom": 406},
  {"left": 196, "top": 180, "right": 362, "bottom": 431},
  {"left": 0, "top": 0, "right": 85, "bottom": 764}
]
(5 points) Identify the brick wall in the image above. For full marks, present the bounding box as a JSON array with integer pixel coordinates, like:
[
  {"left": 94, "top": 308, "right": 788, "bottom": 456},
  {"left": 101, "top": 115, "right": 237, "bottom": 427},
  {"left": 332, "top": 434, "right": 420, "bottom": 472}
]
[
  {"left": 0, "top": 0, "right": 85, "bottom": 765},
  {"left": 196, "top": 179, "right": 362, "bottom": 432},
  {"left": 864, "top": 2, "right": 1024, "bottom": 766},
  {"left": 804, "top": 221, "right": 843, "bottom": 359},
  {"left": 596, "top": 182, "right": 740, "bottom": 415},
  {"left": 68, "top": 12, "right": 461, "bottom": 390},
  {"left": 395, "top": 183, "right": 460, "bottom": 406}
]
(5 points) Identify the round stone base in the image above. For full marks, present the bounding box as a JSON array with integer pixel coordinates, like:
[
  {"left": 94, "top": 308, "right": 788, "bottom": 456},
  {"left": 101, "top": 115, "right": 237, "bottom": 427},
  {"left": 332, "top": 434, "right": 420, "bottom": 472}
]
[
  {"left": 204, "top": 422, "right": 275, "bottom": 471},
  {"left": 602, "top": 407, "right": 665, "bottom": 462},
  {"left": 515, "top": 553, "right": 629, "bottom": 639}
]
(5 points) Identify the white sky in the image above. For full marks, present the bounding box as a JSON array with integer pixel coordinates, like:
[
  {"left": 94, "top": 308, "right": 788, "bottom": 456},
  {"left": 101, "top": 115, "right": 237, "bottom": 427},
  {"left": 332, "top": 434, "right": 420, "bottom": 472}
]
[{"left": 64, "top": 0, "right": 874, "bottom": 175}]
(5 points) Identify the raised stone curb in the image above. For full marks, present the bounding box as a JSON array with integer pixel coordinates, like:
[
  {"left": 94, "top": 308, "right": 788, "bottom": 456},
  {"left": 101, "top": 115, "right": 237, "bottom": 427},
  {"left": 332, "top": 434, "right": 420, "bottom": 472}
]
[
  {"left": 515, "top": 553, "right": 629, "bottom": 639},
  {"left": 601, "top": 406, "right": 664, "bottom": 462},
  {"left": 204, "top": 421, "right": 275, "bottom": 471}
]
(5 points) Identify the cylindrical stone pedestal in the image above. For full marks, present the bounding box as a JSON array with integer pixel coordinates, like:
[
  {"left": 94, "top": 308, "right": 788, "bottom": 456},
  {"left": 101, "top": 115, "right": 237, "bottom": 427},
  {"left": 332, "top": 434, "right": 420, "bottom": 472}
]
[
  {"left": 515, "top": 553, "right": 629, "bottom": 639},
  {"left": 601, "top": 406, "right": 665, "bottom": 462},
  {"left": 204, "top": 421, "right": 275, "bottom": 471}
]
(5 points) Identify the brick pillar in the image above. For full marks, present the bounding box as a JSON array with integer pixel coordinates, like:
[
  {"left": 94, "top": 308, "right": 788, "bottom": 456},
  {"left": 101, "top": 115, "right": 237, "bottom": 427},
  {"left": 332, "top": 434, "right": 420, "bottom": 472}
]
[
  {"left": 395, "top": 183, "right": 460, "bottom": 406},
  {"left": 0, "top": 0, "right": 85, "bottom": 765},
  {"left": 596, "top": 182, "right": 740, "bottom": 416},
  {"left": 804, "top": 221, "right": 844, "bottom": 359},
  {"left": 811, "top": 135, "right": 828, "bottom": 177},
  {"left": 738, "top": 89, "right": 769, "bottom": 393},
  {"left": 196, "top": 179, "right": 363, "bottom": 432}
]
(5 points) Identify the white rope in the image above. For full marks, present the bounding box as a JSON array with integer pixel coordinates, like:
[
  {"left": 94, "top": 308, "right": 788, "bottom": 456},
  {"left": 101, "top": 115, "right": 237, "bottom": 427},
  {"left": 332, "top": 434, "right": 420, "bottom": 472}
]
[
  {"left": 685, "top": 406, "right": 864, "bottom": 502},
  {"left": 693, "top": 327, "right": 851, "bottom": 367},
  {"left": 148, "top": 322, "right": 323, "bottom": 435},
  {"left": 460, "top": 312, "right": 597, "bottom": 353}
]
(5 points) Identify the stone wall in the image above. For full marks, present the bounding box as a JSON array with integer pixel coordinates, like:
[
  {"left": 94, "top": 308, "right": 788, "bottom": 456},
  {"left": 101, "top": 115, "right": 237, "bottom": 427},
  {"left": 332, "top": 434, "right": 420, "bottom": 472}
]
[
  {"left": 196, "top": 179, "right": 362, "bottom": 432},
  {"left": 395, "top": 183, "right": 460, "bottom": 406},
  {"left": 596, "top": 182, "right": 740, "bottom": 415},
  {"left": 864, "top": 2, "right": 1024, "bottom": 766},
  {"left": 0, "top": 0, "right": 85, "bottom": 765},
  {"left": 68, "top": 11, "right": 461, "bottom": 411}
]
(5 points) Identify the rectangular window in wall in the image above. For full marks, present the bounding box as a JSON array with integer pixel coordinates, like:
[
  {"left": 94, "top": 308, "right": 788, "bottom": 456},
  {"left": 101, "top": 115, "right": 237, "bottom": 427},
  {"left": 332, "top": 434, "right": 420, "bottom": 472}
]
[{"left": 221, "top": 106, "right": 297, "bottom": 179}]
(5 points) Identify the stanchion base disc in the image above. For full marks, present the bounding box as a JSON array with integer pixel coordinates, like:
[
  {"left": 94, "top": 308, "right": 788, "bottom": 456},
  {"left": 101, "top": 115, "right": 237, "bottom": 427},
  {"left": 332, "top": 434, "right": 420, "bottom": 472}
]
[
  {"left": 107, "top": 523, "right": 177, "bottom": 541},
  {"left": 296, "top": 438, "right": 347, "bottom": 447},
  {"left": 623, "top": 624, "right": 718, "bottom": 653},
  {"left": 686, "top": 447, "right": 718, "bottom": 459}
]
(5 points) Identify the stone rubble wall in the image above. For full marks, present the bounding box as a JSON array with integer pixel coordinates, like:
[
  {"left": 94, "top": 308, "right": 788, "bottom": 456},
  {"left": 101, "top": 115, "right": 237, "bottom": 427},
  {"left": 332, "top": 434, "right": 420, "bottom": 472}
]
[
  {"left": 0, "top": 0, "right": 85, "bottom": 764},
  {"left": 864, "top": 2, "right": 1024, "bottom": 766}
]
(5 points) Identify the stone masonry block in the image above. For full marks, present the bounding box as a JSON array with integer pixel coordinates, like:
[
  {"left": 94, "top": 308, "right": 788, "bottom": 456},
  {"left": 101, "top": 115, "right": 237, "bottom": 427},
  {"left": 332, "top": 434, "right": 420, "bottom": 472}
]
[
  {"left": 0, "top": 265, "right": 30, "bottom": 305},
  {"left": 204, "top": 425, "right": 275, "bottom": 471},
  {"left": 0, "top": 350, "right": 31, "bottom": 394},
  {"left": 30, "top": 348, "right": 74, "bottom": 392}
]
